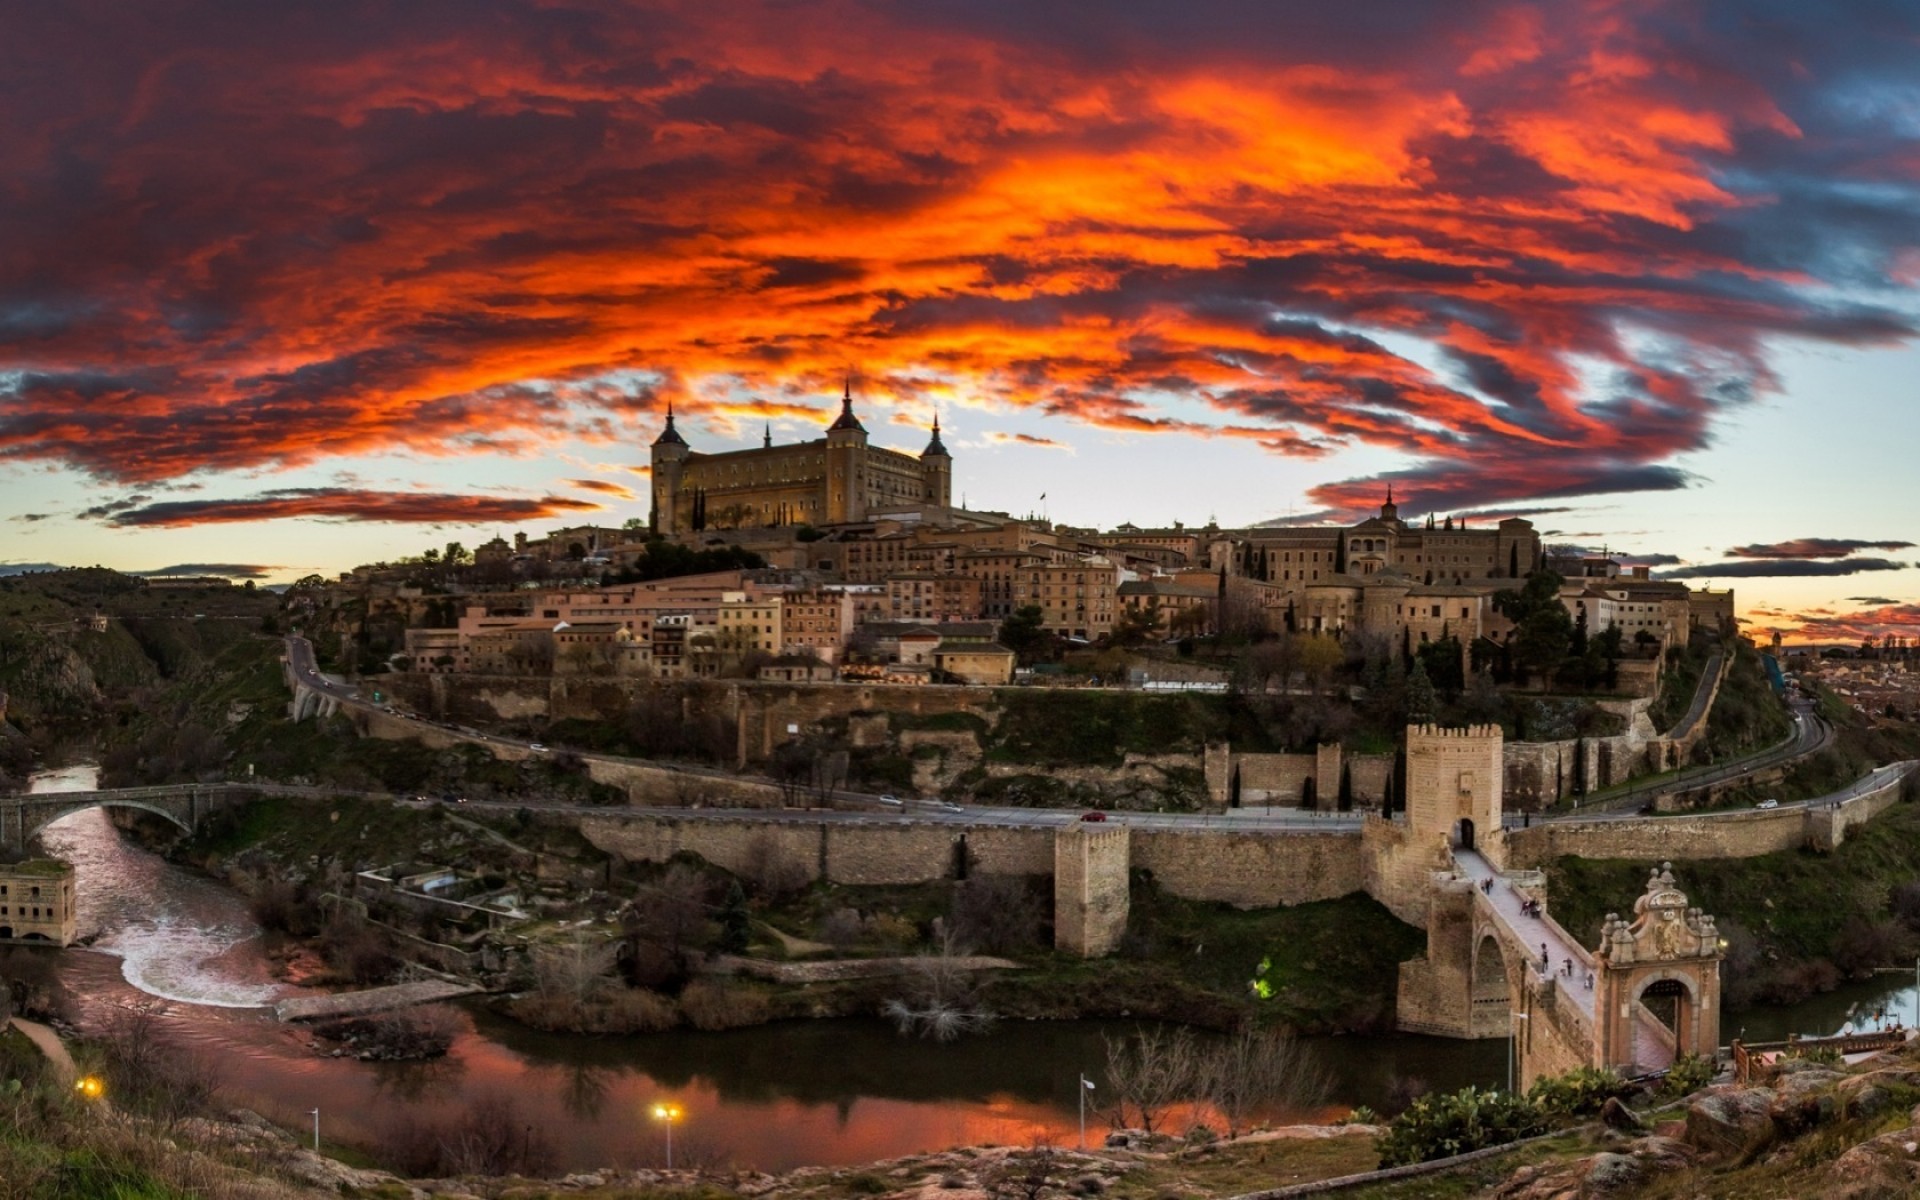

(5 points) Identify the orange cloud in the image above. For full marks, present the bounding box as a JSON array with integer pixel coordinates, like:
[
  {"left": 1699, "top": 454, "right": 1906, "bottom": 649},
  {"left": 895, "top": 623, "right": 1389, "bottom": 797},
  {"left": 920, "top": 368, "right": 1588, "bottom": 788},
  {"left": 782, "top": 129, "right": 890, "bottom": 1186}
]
[{"left": 0, "top": 0, "right": 1914, "bottom": 522}]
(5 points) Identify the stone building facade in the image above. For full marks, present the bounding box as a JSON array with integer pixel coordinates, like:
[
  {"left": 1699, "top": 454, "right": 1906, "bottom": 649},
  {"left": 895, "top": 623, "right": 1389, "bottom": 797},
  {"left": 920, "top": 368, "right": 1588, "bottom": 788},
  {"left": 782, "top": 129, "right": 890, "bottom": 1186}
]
[
  {"left": 650, "top": 386, "right": 951, "bottom": 535},
  {"left": 0, "top": 860, "right": 76, "bottom": 945}
]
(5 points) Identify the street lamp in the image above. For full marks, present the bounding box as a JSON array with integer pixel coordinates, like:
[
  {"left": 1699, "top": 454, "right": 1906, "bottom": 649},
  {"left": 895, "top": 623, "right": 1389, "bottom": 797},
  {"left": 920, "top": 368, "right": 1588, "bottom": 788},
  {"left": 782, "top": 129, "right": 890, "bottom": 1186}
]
[
  {"left": 1078, "top": 1074, "right": 1096, "bottom": 1150},
  {"left": 652, "top": 1102, "right": 682, "bottom": 1170},
  {"left": 308, "top": 1108, "right": 320, "bottom": 1153},
  {"left": 1507, "top": 1012, "right": 1530, "bottom": 1094}
]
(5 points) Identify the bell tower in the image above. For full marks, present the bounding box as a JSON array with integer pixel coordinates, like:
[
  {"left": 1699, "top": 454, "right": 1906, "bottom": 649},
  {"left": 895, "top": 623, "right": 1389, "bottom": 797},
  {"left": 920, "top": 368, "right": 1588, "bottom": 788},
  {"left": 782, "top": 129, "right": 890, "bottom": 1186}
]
[
  {"left": 649, "top": 404, "right": 690, "bottom": 536},
  {"left": 824, "top": 381, "right": 869, "bottom": 524},
  {"left": 920, "top": 413, "right": 952, "bottom": 507}
]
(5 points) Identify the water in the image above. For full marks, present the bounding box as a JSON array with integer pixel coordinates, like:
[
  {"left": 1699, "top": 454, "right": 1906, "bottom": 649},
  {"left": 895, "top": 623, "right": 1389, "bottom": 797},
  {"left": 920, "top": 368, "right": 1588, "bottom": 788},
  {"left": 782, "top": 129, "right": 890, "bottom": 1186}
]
[{"left": 31, "top": 764, "right": 1902, "bottom": 1171}]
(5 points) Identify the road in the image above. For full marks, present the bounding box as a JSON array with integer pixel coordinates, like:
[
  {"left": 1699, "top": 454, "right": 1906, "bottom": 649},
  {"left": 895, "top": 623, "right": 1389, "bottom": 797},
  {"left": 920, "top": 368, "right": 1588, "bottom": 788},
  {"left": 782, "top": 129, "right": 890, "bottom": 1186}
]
[
  {"left": 285, "top": 635, "right": 1862, "bottom": 835},
  {"left": 1571, "top": 694, "right": 1831, "bottom": 817}
]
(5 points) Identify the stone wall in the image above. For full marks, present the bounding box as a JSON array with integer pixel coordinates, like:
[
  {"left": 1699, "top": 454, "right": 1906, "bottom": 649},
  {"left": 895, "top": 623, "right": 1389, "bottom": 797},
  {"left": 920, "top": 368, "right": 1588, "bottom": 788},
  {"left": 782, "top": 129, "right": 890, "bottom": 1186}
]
[
  {"left": 1230, "top": 753, "right": 1317, "bottom": 806},
  {"left": 1055, "top": 825, "right": 1131, "bottom": 957},
  {"left": 1350, "top": 754, "right": 1394, "bottom": 808},
  {"left": 1132, "top": 829, "right": 1365, "bottom": 908},
  {"left": 1805, "top": 763, "right": 1917, "bottom": 852},
  {"left": 1504, "top": 808, "right": 1806, "bottom": 867},
  {"left": 1519, "top": 976, "right": 1596, "bottom": 1087},
  {"left": 1362, "top": 816, "right": 1455, "bottom": 927},
  {"left": 1394, "top": 882, "right": 1475, "bottom": 1037}
]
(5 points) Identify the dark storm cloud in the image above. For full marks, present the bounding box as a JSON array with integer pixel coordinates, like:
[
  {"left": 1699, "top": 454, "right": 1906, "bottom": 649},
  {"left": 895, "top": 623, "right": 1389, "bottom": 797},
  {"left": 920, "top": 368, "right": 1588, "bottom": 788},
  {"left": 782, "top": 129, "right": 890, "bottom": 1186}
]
[
  {"left": 101, "top": 488, "right": 603, "bottom": 528},
  {"left": 136, "top": 563, "right": 283, "bottom": 579},
  {"left": 1659, "top": 558, "right": 1911, "bottom": 580},
  {"left": 1728, "top": 538, "right": 1917, "bottom": 560}
]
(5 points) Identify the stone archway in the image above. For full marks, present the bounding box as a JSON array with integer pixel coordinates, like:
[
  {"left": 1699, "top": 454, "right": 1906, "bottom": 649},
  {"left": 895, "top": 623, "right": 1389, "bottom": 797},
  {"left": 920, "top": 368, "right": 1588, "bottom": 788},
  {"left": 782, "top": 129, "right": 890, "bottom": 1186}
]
[
  {"left": 1470, "top": 932, "right": 1515, "bottom": 1037},
  {"left": 1634, "top": 976, "right": 1695, "bottom": 1068},
  {"left": 1457, "top": 817, "right": 1476, "bottom": 851},
  {"left": 1594, "top": 864, "right": 1723, "bottom": 1074}
]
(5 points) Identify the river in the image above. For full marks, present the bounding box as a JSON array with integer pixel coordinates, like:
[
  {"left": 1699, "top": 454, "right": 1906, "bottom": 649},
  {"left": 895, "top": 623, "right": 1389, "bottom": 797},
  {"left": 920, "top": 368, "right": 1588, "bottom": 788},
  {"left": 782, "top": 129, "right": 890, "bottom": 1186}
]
[{"left": 27, "top": 766, "right": 1907, "bottom": 1172}]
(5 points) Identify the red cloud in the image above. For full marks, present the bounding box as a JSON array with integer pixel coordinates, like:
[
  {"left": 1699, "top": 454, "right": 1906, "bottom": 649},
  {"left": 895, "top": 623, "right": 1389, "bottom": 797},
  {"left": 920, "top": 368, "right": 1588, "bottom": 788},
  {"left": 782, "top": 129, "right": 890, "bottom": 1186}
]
[
  {"left": 0, "top": 2, "right": 1915, "bottom": 520},
  {"left": 1728, "top": 538, "right": 1917, "bottom": 560},
  {"left": 102, "top": 489, "right": 602, "bottom": 528}
]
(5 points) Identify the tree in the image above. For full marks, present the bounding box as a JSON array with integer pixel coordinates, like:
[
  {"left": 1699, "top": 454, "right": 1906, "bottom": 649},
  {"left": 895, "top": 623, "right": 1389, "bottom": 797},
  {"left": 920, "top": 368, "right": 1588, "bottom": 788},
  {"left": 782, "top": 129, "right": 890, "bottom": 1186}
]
[
  {"left": 1495, "top": 570, "right": 1573, "bottom": 685},
  {"left": 1296, "top": 634, "right": 1343, "bottom": 697},
  {"left": 718, "top": 880, "right": 752, "bottom": 954},
  {"left": 950, "top": 876, "right": 1045, "bottom": 955},
  {"left": 1199, "top": 1028, "right": 1332, "bottom": 1137},
  {"left": 1102, "top": 1026, "right": 1202, "bottom": 1134},
  {"left": 1405, "top": 657, "right": 1437, "bottom": 725},
  {"left": 999, "top": 605, "right": 1052, "bottom": 664}
]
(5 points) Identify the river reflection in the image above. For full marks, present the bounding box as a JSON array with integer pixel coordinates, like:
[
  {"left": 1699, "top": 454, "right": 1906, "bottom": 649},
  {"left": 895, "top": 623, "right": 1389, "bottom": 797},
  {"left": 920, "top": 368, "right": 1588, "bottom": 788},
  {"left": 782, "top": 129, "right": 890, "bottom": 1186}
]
[{"left": 34, "top": 764, "right": 1910, "bottom": 1172}]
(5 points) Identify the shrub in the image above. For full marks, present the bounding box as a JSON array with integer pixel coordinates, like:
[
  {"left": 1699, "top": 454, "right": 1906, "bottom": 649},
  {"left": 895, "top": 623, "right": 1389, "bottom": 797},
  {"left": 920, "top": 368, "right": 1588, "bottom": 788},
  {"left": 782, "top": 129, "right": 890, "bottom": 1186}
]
[
  {"left": 679, "top": 980, "right": 772, "bottom": 1031},
  {"left": 1661, "top": 1053, "right": 1716, "bottom": 1098},
  {"left": 1374, "top": 1086, "right": 1548, "bottom": 1167},
  {"left": 1527, "top": 1066, "right": 1633, "bottom": 1118}
]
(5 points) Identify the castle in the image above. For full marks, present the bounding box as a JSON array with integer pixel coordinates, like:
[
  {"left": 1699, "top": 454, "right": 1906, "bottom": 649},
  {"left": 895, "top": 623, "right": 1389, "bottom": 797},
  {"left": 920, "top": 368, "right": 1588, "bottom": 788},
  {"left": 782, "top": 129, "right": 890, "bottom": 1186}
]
[{"left": 649, "top": 384, "right": 951, "bottom": 535}]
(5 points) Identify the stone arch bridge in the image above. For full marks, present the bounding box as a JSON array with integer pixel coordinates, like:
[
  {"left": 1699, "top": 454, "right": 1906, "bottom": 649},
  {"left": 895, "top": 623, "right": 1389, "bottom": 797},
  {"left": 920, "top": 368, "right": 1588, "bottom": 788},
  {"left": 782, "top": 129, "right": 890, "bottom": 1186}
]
[
  {"left": 1383, "top": 725, "right": 1724, "bottom": 1087},
  {"left": 0, "top": 783, "right": 296, "bottom": 852}
]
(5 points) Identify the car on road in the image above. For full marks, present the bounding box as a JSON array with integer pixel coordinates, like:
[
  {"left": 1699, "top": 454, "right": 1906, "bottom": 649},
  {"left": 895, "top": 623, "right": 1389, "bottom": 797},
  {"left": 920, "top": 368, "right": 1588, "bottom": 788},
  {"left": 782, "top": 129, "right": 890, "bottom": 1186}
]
[
  {"left": 1081, "top": 811, "right": 1108, "bottom": 822},
  {"left": 938, "top": 801, "right": 964, "bottom": 813},
  {"left": 529, "top": 743, "right": 549, "bottom": 753},
  {"left": 1757, "top": 798, "right": 1779, "bottom": 809},
  {"left": 877, "top": 794, "right": 902, "bottom": 806}
]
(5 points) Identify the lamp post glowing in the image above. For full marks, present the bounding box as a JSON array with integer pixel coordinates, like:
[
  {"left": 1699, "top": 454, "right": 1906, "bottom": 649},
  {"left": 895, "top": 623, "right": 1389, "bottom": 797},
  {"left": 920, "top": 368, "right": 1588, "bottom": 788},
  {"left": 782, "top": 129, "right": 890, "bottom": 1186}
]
[
  {"left": 652, "top": 1102, "right": 682, "bottom": 1169},
  {"left": 1507, "top": 1011, "right": 1530, "bottom": 1094},
  {"left": 74, "top": 1076, "right": 104, "bottom": 1101}
]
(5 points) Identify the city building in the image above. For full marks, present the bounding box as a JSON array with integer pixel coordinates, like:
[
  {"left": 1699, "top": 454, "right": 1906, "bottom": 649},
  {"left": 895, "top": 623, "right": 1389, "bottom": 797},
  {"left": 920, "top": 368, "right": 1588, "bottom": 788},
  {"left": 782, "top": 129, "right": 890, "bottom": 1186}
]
[
  {"left": 649, "top": 386, "right": 952, "bottom": 534},
  {"left": 0, "top": 860, "right": 76, "bottom": 945}
]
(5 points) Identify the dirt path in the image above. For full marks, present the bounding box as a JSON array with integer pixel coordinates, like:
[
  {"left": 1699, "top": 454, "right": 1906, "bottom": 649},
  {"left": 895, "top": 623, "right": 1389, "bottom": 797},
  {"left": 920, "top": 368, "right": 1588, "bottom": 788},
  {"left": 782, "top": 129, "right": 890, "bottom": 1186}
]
[{"left": 9, "top": 1016, "right": 76, "bottom": 1084}]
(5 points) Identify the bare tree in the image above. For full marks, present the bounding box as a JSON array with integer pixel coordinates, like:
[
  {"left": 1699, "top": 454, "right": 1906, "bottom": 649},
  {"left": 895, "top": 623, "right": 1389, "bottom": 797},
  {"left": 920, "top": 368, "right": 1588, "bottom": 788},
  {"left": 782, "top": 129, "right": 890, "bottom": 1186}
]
[
  {"left": 1198, "top": 1027, "right": 1333, "bottom": 1137},
  {"left": 1102, "top": 1025, "right": 1202, "bottom": 1135},
  {"left": 532, "top": 934, "right": 621, "bottom": 1006},
  {"left": 883, "top": 929, "right": 996, "bottom": 1041},
  {"left": 949, "top": 875, "right": 1045, "bottom": 955}
]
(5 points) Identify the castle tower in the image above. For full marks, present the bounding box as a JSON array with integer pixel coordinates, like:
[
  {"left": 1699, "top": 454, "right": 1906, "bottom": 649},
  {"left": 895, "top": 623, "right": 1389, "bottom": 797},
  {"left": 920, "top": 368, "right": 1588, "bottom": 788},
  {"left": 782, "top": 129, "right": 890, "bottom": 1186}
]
[
  {"left": 649, "top": 404, "right": 690, "bottom": 536},
  {"left": 1054, "top": 824, "right": 1131, "bottom": 957},
  {"left": 920, "top": 414, "right": 952, "bottom": 507},
  {"left": 1380, "top": 485, "right": 1400, "bottom": 525},
  {"left": 1404, "top": 723, "right": 1505, "bottom": 862},
  {"left": 824, "top": 381, "right": 869, "bottom": 524}
]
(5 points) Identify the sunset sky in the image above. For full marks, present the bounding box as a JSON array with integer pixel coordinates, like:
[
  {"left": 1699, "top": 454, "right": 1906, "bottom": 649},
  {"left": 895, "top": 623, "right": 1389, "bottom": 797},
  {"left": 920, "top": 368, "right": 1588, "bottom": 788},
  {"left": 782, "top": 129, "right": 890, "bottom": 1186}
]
[{"left": 2, "top": 1, "right": 1917, "bottom": 643}]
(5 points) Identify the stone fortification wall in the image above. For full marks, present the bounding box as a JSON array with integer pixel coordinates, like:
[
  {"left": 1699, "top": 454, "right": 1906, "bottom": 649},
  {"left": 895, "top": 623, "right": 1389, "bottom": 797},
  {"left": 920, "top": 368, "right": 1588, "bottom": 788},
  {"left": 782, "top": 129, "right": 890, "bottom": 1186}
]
[
  {"left": 1505, "top": 808, "right": 1805, "bottom": 867},
  {"left": 1804, "top": 762, "right": 1916, "bottom": 851},
  {"left": 1362, "top": 816, "right": 1454, "bottom": 927},
  {"left": 575, "top": 814, "right": 1059, "bottom": 887},
  {"left": 1132, "top": 829, "right": 1364, "bottom": 909},
  {"left": 1349, "top": 754, "right": 1393, "bottom": 808},
  {"left": 1520, "top": 976, "right": 1596, "bottom": 1087},
  {"left": 568, "top": 810, "right": 1361, "bottom": 912},
  {"left": 1395, "top": 882, "right": 1476, "bottom": 1037},
  {"left": 1055, "top": 825, "right": 1131, "bottom": 957},
  {"left": 1232, "top": 753, "right": 1317, "bottom": 805},
  {"left": 576, "top": 816, "right": 827, "bottom": 882}
]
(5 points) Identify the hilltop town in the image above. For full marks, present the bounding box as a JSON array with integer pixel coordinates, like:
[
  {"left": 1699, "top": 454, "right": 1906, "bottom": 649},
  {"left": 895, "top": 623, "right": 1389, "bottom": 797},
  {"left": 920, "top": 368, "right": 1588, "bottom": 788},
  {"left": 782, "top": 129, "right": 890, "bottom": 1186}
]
[{"left": 307, "top": 393, "right": 1733, "bottom": 695}]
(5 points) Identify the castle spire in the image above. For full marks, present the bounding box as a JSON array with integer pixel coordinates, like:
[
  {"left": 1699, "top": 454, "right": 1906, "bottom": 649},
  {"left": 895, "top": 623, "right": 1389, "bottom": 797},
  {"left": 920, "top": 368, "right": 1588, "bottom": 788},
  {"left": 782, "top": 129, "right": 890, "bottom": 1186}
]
[
  {"left": 651, "top": 400, "right": 687, "bottom": 447},
  {"left": 764, "top": 422, "right": 772, "bottom": 449},
  {"left": 829, "top": 378, "right": 866, "bottom": 433},
  {"left": 922, "top": 409, "right": 949, "bottom": 458}
]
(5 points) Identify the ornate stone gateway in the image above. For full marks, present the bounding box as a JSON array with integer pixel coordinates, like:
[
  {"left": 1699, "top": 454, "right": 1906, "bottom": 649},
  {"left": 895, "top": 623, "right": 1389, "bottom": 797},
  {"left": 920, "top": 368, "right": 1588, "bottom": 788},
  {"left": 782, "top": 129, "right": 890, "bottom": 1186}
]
[{"left": 1594, "top": 863, "right": 1724, "bottom": 1073}]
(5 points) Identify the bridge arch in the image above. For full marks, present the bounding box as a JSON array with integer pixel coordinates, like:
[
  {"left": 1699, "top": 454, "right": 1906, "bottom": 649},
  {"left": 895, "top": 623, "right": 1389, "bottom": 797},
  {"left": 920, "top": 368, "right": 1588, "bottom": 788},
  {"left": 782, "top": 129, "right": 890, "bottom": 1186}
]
[
  {"left": 1469, "top": 927, "right": 1521, "bottom": 1037},
  {"left": 26, "top": 800, "right": 194, "bottom": 845}
]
